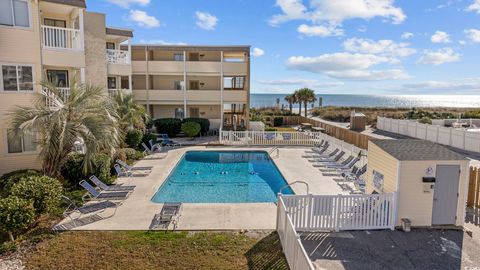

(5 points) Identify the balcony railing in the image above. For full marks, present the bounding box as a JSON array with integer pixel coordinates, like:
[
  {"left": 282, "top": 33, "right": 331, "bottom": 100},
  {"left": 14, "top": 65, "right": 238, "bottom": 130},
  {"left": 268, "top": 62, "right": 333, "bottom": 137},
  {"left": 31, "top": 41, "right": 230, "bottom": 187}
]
[
  {"left": 42, "top": 87, "right": 70, "bottom": 108},
  {"left": 108, "top": 88, "right": 131, "bottom": 97},
  {"left": 106, "top": 49, "right": 130, "bottom": 65},
  {"left": 41, "top": 25, "right": 82, "bottom": 50}
]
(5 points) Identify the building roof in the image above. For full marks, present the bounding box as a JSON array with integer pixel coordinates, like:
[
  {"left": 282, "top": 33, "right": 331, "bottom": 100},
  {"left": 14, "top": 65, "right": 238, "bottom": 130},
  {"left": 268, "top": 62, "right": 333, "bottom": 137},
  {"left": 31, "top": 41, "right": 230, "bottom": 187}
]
[
  {"left": 42, "top": 0, "right": 86, "bottom": 8},
  {"left": 129, "top": 45, "right": 250, "bottom": 52},
  {"left": 106, "top": 27, "right": 134, "bottom": 38},
  {"left": 371, "top": 139, "right": 469, "bottom": 161}
]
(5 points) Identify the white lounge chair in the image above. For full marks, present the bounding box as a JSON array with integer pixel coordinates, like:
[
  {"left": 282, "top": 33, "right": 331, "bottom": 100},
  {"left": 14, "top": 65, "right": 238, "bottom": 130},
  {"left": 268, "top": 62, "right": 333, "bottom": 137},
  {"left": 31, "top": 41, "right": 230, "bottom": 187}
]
[
  {"left": 79, "top": 180, "right": 130, "bottom": 202},
  {"left": 89, "top": 175, "right": 135, "bottom": 192}
]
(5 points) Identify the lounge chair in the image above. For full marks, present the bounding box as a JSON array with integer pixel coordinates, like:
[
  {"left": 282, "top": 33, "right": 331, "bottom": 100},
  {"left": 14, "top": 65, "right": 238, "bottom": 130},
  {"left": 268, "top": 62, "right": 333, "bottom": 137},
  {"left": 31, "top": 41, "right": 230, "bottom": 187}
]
[
  {"left": 303, "top": 145, "right": 332, "bottom": 158},
  {"left": 149, "top": 202, "right": 183, "bottom": 230},
  {"left": 79, "top": 180, "right": 130, "bottom": 202},
  {"left": 142, "top": 142, "right": 157, "bottom": 155},
  {"left": 318, "top": 156, "right": 355, "bottom": 170},
  {"left": 89, "top": 175, "right": 135, "bottom": 192},
  {"left": 159, "top": 134, "right": 181, "bottom": 147},
  {"left": 114, "top": 164, "right": 133, "bottom": 177},
  {"left": 264, "top": 133, "right": 276, "bottom": 140},
  {"left": 116, "top": 159, "right": 153, "bottom": 172},
  {"left": 312, "top": 151, "right": 345, "bottom": 166},
  {"left": 307, "top": 148, "right": 340, "bottom": 162},
  {"left": 149, "top": 139, "right": 162, "bottom": 151}
]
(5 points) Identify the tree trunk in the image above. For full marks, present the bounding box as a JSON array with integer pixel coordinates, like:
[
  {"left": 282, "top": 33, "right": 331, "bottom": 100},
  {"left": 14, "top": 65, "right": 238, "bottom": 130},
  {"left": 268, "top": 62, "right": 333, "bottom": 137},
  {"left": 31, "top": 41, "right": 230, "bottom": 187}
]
[
  {"left": 8, "top": 232, "right": 14, "bottom": 242},
  {"left": 304, "top": 102, "right": 308, "bottom": 117},
  {"left": 298, "top": 102, "right": 302, "bottom": 116},
  {"left": 289, "top": 102, "right": 293, "bottom": 114}
]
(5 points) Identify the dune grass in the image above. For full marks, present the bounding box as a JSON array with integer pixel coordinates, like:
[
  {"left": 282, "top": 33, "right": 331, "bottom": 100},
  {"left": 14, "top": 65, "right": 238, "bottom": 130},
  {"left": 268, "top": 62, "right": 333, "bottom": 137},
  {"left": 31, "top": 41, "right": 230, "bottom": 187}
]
[{"left": 25, "top": 231, "right": 288, "bottom": 270}]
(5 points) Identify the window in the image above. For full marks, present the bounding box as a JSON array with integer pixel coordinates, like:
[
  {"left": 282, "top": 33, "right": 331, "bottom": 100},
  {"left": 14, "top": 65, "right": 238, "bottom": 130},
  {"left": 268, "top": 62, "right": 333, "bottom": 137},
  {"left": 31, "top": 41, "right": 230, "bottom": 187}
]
[
  {"left": 173, "top": 53, "right": 184, "bottom": 61},
  {"left": 189, "top": 107, "right": 200, "bottom": 118},
  {"left": 189, "top": 53, "right": 199, "bottom": 61},
  {"left": 173, "top": 81, "right": 183, "bottom": 90},
  {"left": 106, "top": 42, "right": 115, "bottom": 50},
  {"left": 189, "top": 80, "right": 200, "bottom": 90},
  {"left": 43, "top": 18, "right": 66, "bottom": 27},
  {"left": 107, "top": 77, "right": 116, "bottom": 89},
  {"left": 46, "top": 70, "right": 68, "bottom": 87},
  {"left": 224, "top": 76, "right": 245, "bottom": 90},
  {"left": 0, "top": 0, "right": 30, "bottom": 27},
  {"left": 1, "top": 64, "right": 33, "bottom": 91},
  {"left": 174, "top": 108, "right": 184, "bottom": 119},
  {"left": 7, "top": 131, "right": 36, "bottom": 153}
]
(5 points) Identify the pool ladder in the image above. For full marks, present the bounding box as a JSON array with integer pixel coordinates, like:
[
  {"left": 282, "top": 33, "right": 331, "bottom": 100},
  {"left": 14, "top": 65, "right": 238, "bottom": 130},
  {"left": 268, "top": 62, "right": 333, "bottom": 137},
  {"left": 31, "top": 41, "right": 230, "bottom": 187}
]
[
  {"left": 278, "top": 180, "right": 309, "bottom": 195},
  {"left": 269, "top": 147, "right": 280, "bottom": 159}
]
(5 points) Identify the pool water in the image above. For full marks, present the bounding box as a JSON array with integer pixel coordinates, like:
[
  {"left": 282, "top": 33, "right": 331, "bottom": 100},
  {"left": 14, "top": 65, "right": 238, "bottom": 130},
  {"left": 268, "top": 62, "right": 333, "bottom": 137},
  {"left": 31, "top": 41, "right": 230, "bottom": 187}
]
[{"left": 151, "top": 151, "right": 294, "bottom": 203}]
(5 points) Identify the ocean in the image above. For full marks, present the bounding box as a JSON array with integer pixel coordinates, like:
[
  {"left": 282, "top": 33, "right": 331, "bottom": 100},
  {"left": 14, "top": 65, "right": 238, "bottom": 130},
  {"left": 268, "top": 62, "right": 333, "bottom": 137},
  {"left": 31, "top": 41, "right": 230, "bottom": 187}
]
[{"left": 250, "top": 94, "right": 480, "bottom": 109}]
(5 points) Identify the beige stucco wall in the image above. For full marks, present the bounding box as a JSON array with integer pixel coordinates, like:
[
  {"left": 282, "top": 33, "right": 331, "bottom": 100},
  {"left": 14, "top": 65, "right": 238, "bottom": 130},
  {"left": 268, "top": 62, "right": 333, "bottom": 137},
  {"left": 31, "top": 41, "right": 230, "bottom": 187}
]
[
  {"left": 84, "top": 12, "right": 107, "bottom": 90},
  {"left": 186, "top": 75, "right": 221, "bottom": 90},
  {"left": 151, "top": 75, "right": 183, "bottom": 89}
]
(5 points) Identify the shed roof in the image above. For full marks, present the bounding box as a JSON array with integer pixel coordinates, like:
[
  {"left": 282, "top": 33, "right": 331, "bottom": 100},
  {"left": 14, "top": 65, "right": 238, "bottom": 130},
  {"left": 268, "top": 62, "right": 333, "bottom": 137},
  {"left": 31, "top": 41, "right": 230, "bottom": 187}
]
[{"left": 370, "top": 139, "right": 468, "bottom": 161}]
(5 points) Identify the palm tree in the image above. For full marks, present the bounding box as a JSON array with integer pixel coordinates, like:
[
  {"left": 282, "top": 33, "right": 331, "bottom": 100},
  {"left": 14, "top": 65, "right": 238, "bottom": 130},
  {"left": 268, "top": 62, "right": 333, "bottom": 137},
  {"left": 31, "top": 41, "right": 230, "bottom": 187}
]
[
  {"left": 284, "top": 94, "right": 297, "bottom": 114},
  {"left": 9, "top": 80, "right": 120, "bottom": 177},
  {"left": 113, "top": 90, "right": 150, "bottom": 130},
  {"left": 294, "top": 90, "right": 301, "bottom": 116},
  {"left": 296, "top": 88, "right": 317, "bottom": 117}
]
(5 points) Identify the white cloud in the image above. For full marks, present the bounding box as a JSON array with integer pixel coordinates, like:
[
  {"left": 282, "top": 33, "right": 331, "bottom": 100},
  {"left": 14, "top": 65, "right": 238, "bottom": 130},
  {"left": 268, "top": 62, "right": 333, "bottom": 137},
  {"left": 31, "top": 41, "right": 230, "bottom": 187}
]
[
  {"left": 257, "top": 79, "right": 343, "bottom": 87},
  {"left": 401, "top": 32, "right": 414, "bottom": 39},
  {"left": 286, "top": 52, "right": 408, "bottom": 80},
  {"left": 106, "top": 0, "right": 149, "bottom": 8},
  {"left": 252, "top": 48, "right": 265, "bottom": 57},
  {"left": 417, "top": 48, "right": 460, "bottom": 65},
  {"left": 465, "top": 29, "right": 480, "bottom": 43},
  {"left": 403, "top": 78, "right": 480, "bottom": 93},
  {"left": 466, "top": 0, "right": 480, "bottom": 13},
  {"left": 431, "top": 31, "right": 451, "bottom": 43},
  {"left": 195, "top": 11, "right": 218, "bottom": 30},
  {"left": 138, "top": 39, "right": 187, "bottom": 45},
  {"left": 343, "top": 38, "right": 416, "bottom": 58},
  {"left": 297, "top": 24, "right": 344, "bottom": 37},
  {"left": 128, "top": 10, "right": 160, "bottom": 28},
  {"left": 269, "top": 0, "right": 406, "bottom": 26}
]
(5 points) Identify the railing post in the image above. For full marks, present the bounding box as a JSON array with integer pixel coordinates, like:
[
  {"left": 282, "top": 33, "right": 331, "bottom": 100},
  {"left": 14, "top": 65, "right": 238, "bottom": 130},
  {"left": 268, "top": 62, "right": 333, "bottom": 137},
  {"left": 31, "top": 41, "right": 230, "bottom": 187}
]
[{"left": 335, "top": 195, "right": 341, "bottom": 231}]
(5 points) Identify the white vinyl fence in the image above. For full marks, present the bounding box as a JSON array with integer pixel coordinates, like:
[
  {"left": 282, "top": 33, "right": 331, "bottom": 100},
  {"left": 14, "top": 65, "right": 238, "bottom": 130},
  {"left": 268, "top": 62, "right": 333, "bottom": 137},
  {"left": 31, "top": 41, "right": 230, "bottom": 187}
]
[
  {"left": 277, "top": 196, "right": 315, "bottom": 270},
  {"left": 377, "top": 117, "right": 480, "bottom": 153}
]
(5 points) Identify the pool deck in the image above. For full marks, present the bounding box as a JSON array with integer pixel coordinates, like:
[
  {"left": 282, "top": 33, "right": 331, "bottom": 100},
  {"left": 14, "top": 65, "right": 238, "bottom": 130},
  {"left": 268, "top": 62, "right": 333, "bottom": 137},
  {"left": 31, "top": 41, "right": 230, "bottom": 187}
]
[{"left": 62, "top": 146, "right": 348, "bottom": 231}]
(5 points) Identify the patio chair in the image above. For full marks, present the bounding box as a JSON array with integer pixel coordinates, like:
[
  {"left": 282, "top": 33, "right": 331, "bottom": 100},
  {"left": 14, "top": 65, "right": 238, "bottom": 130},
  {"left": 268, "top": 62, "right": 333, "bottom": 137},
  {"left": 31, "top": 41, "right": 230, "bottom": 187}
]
[
  {"left": 303, "top": 144, "right": 331, "bottom": 158},
  {"left": 149, "top": 202, "right": 183, "bottom": 230},
  {"left": 89, "top": 175, "right": 135, "bottom": 192},
  {"left": 116, "top": 159, "right": 153, "bottom": 172},
  {"left": 114, "top": 164, "right": 133, "bottom": 177},
  {"left": 344, "top": 164, "right": 367, "bottom": 181},
  {"left": 282, "top": 133, "right": 292, "bottom": 141},
  {"left": 306, "top": 148, "right": 339, "bottom": 161},
  {"left": 318, "top": 156, "right": 355, "bottom": 170},
  {"left": 79, "top": 180, "right": 130, "bottom": 202},
  {"left": 321, "top": 157, "right": 360, "bottom": 175},
  {"left": 142, "top": 142, "right": 156, "bottom": 155},
  {"left": 264, "top": 133, "right": 276, "bottom": 140},
  {"left": 312, "top": 151, "right": 345, "bottom": 166},
  {"left": 149, "top": 139, "right": 162, "bottom": 151},
  {"left": 159, "top": 134, "right": 181, "bottom": 147}
]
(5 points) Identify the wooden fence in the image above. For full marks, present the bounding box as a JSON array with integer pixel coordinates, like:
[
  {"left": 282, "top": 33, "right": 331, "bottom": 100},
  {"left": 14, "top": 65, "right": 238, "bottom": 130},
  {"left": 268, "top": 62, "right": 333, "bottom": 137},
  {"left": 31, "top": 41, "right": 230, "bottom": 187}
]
[
  {"left": 468, "top": 166, "right": 480, "bottom": 209},
  {"left": 275, "top": 116, "right": 373, "bottom": 149}
]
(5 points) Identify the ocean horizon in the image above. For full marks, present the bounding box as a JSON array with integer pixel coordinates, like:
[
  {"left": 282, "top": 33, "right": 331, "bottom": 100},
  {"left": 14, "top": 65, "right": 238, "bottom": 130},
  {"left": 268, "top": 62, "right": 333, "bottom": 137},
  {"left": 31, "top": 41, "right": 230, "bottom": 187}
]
[{"left": 250, "top": 93, "right": 480, "bottom": 109}]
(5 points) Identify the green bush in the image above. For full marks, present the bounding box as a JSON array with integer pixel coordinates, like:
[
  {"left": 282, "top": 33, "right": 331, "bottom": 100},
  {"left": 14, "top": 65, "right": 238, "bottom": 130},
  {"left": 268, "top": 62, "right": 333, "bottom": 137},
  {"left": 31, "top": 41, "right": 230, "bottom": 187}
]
[
  {"left": 0, "top": 196, "right": 35, "bottom": 241},
  {"left": 182, "top": 118, "right": 210, "bottom": 135},
  {"left": 265, "top": 127, "right": 277, "bottom": 131},
  {"left": 141, "top": 132, "right": 158, "bottom": 148},
  {"left": 154, "top": 118, "right": 182, "bottom": 137},
  {"left": 0, "top": 169, "right": 41, "bottom": 197},
  {"left": 10, "top": 176, "right": 63, "bottom": 215},
  {"left": 61, "top": 153, "right": 113, "bottom": 189},
  {"left": 123, "top": 148, "right": 137, "bottom": 160},
  {"left": 418, "top": 117, "right": 432, "bottom": 124},
  {"left": 181, "top": 122, "right": 201, "bottom": 138},
  {"left": 124, "top": 129, "right": 143, "bottom": 148},
  {"left": 134, "top": 150, "right": 146, "bottom": 160},
  {"left": 273, "top": 117, "right": 284, "bottom": 127},
  {"left": 0, "top": 241, "right": 17, "bottom": 253}
]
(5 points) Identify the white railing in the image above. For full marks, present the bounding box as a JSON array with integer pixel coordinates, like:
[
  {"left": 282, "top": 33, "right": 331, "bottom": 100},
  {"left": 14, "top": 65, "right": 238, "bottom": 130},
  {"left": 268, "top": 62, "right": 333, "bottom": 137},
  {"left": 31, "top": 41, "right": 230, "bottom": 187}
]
[
  {"left": 106, "top": 49, "right": 130, "bottom": 64},
  {"left": 277, "top": 196, "right": 315, "bottom": 270},
  {"left": 41, "top": 25, "right": 82, "bottom": 50},
  {"left": 279, "top": 193, "right": 395, "bottom": 231},
  {"left": 42, "top": 87, "right": 70, "bottom": 107},
  {"left": 377, "top": 117, "right": 480, "bottom": 153},
  {"left": 219, "top": 130, "right": 324, "bottom": 146}
]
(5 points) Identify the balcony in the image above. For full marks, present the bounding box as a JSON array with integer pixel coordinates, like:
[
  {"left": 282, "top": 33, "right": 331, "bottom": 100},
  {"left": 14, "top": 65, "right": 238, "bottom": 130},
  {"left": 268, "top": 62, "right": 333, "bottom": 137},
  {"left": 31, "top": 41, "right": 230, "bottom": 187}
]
[
  {"left": 41, "top": 25, "right": 83, "bottom": 51},
  {"left": 42, "top": 87, "right": 70, "bottom": 108},
  {"left": 107, "top": 49, "right": 130, "bottom": 65}
]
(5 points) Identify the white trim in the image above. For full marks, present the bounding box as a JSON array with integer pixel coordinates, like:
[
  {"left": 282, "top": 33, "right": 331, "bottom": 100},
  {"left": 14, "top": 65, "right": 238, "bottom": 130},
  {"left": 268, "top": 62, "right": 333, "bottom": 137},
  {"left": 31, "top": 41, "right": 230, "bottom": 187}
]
[
  {"left": 3, "top": 130, "right": 39, "bottom": 156},
  {"left": 0, "top": 62, "right": 35, "bottom": 92},
  {"left": 0, "top": 0, "right": 33, "bottom": 30}
]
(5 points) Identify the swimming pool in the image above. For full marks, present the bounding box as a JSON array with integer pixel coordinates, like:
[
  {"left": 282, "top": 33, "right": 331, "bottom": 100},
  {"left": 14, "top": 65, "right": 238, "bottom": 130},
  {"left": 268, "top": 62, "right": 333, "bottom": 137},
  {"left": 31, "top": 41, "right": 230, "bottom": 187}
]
[{"left": 151, "top": 151, "right": 294, "bottom": 203}]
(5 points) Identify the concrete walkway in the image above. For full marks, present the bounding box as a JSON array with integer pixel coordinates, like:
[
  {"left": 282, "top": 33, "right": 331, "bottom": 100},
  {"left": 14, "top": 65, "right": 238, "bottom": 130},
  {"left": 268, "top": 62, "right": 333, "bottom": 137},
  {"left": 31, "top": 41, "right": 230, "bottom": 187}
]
[{"left": 60, "top": 145, "right": 346, "bottom": 231}]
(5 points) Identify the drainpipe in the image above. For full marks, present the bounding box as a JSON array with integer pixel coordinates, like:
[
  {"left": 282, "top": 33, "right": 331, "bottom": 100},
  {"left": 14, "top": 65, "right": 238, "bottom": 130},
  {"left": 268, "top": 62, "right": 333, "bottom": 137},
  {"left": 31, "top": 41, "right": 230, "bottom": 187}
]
[
  {"left": 183, "top": 50, "right": 187, "bottom": 119},
  {"left": 37, "top": 1, "right": 44, "bottom": 88},
  {"left": 220, "top": 51, "right": 224, "bottom": 130}
]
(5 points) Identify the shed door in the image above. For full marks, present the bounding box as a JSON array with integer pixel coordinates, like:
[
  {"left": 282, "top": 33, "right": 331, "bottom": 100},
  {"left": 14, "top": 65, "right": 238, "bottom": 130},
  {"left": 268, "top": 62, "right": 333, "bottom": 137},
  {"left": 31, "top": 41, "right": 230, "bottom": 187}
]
[{"left": 432, "top": 165, "right": 460, "bottom": 225}]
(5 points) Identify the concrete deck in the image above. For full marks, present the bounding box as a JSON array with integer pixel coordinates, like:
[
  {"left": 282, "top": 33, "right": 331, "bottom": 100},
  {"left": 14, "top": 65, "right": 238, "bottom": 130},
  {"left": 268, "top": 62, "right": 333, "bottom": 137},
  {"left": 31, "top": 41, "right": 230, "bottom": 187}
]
[{"left": 61, "top": 146, "right": 347, "bottom": 231}]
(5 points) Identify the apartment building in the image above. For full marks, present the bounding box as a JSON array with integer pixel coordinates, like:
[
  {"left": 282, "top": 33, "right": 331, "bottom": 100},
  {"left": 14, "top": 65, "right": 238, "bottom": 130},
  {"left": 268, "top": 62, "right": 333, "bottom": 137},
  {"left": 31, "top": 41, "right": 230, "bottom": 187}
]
[
  {"left": 129, "top": 45, "right": 250, "bottom": 130},
  {"left": 0, "top": 0, "right": 133, "bottom": 174}
]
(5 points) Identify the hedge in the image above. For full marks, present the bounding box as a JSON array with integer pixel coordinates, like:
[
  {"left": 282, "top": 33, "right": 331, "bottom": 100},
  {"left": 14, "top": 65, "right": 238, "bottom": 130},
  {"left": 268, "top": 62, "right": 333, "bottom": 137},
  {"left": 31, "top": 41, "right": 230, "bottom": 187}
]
[
  {"left": 182, "top": 118, "right": 210, "bottom": 135},
  {"left": 273, "top": 117, "right": 284, "bottom": 127},
  {"left": 0, "top": 169, "right": 41, "bottom": 197},
  {"left": 154, "top": 118, "right": 182, "bottom": 137},
  {"left": 0, "top": 196, "right": 35, "bottom": 241},
  {"left": 181, "top": 122, "right": 201, "bottom": 138},
  {"left": 125, "top": 129, "right": 143, "bottom": 149},
  {"left": 61, "top": 153, "right": 113, "bottom": 189},
  {"left": 10, "top": 176, "right": 63, "bottom": 215}
]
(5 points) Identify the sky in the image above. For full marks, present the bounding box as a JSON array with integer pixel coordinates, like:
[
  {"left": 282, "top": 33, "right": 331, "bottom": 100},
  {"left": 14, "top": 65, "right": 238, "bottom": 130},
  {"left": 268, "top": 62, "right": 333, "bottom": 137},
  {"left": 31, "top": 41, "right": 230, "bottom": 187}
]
[{"left": 87, "top": 0, "right": 480, "bottom": 95}]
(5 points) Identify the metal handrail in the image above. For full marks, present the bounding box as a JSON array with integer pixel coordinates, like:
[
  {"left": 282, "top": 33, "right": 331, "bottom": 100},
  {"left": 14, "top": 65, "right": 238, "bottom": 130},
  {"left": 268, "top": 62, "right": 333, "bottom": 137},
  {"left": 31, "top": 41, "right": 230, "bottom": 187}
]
[
  {"left": 269, "top": 146, "right": 280, "bottom": 158},
  {"left": 279, "top": 180, "right": 309, "bottom": 195}
]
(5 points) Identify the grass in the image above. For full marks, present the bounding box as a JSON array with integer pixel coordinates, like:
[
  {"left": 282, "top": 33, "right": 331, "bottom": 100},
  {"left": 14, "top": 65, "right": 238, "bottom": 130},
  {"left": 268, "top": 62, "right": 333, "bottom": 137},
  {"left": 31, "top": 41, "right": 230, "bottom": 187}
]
[{"left": 24, "top": 231, "right": 288, "bottom": 270}]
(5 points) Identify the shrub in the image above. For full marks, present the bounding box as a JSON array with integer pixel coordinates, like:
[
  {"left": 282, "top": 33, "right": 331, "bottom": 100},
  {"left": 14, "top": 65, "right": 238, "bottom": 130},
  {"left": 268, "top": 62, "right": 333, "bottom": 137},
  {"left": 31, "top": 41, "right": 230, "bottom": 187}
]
[
  {"left": 0, "top": 241, "right": 17, "bottom": 253},
  {"left": 141, "top": 132, "right": 158, "bottom": 148},
  {"left": 134, "top": 150, "right": 146, "bottom": 160},
  {"left": 154, "top": 118, "right": 182, "bottom": 137},
  {"left": 123, "top": 148, "right": 137, "bottom": 160},
  {"left": 124, "top": 129, "right": 143, "bottom": 148},
  {"left": 418, "top": 117, "right": 432, "bottom": 124},
  {"left": 273, "top": 117, "right": 284, "bottom": 127},
  {"left": 182, "top": 118, "right": 210, "bottom": 135},
  {"left": 10, "top": 176, "right": 63, "bottom": 215},
  {"left": 0, "top": 169, "right": 41, "bottom": 197},
  {"left": 0, "top": 196, "right": 35, "bottom": 241},
  {"left": 181, "top": 122, "right": 201, "bottom": 139},
  {"left": 61, "top": 153, "right": 112, "bottom": 189}
]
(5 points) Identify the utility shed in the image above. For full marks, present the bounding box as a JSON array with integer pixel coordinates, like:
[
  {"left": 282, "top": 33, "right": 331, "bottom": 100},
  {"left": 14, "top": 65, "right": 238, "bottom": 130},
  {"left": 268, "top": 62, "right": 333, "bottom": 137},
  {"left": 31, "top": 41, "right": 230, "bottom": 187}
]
[
  {"left": 350, "top": 112, "right": 366, "bottom": 131},
  {"left": 366, "top": 139, "right": 470, "bottom": 227}
]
